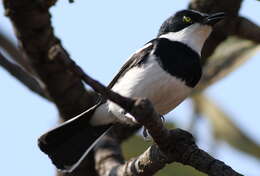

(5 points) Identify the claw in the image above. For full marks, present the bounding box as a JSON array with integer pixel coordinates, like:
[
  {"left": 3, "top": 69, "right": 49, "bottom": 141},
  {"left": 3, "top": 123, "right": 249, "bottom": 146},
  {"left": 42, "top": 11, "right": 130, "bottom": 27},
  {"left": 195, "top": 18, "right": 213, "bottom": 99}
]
[
  {"left": 142, "top": 115, "right": 164, "bottom": 141},
  {"left": 160, "top": 115, "right": 165, "bottom": 123},
  {"left": 142, "top": 127, "right": 151, "bottom": 141}
]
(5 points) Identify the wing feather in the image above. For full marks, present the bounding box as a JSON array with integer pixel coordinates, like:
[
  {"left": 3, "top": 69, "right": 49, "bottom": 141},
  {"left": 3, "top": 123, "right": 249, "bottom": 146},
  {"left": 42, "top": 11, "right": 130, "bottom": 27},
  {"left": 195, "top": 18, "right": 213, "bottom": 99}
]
[{"left": 108, "top": 41, "right": 155, "bottom": 89}]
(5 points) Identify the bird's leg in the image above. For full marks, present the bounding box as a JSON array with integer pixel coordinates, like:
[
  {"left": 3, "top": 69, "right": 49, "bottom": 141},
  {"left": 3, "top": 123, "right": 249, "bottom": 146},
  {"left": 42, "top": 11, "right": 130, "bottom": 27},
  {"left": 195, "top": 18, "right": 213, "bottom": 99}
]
[
  {"left": 142, "top": 114, "right": 165, "bottom": 141},
  {"left": 123, "top": 111, "right": 165, "bottom": 140},
  {"left": 142, "top": 127, "right": 151, "bottom": 141},
  {"left": 160, "top": 115, "right": 165, "bottom": 123}
]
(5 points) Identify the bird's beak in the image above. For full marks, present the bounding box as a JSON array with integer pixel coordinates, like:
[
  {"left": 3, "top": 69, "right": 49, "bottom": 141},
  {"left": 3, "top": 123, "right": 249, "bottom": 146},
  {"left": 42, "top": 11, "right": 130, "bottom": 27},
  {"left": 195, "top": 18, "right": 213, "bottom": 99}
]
[{"left": 202, "top": 12, "right": 225, "bottom": 26}]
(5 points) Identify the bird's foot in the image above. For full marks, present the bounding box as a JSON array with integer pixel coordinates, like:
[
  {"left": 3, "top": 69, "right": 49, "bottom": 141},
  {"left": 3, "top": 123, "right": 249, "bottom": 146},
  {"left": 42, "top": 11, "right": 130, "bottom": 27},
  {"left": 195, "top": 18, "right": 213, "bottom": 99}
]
[
  {"left": 160, "top": 115, "right": 165, "bottom": 123},
  {"left": 142, "top": 127, "right": 152, "bottom": 141},
  {"left": 142, "top": 115, "right": 164, "bottom": 141},
  {"left": 124, "top": 113, "right": 138, "bottom": 124}
]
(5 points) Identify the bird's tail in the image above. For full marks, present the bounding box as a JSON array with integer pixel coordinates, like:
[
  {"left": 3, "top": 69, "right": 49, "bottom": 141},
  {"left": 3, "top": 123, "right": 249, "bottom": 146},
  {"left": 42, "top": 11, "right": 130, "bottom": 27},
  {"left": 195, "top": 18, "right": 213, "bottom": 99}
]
[{"left": 38, "top": 105, "right": 112, "bottom": 173}]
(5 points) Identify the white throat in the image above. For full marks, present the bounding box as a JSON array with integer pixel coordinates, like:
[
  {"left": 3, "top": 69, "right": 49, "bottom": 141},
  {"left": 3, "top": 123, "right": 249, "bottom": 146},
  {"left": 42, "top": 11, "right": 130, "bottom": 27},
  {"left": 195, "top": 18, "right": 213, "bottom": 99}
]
[{"left": 159, "top": 23, "right": 212, "bottom": 55}]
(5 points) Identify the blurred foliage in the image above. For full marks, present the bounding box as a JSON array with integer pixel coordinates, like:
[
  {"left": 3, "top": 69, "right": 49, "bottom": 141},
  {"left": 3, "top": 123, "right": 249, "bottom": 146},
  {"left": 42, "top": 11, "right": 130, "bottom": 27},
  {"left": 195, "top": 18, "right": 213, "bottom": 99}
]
[
  {"left": 198, "top": 37, "right": 260, "bottom": 91},
  {"left": 122, "top": 122, "right": 206, "bottom": 176},
  {"left": 193, "top": 93, "right": 260, "bottom": 159},
  {"left": 209, "top": 37, "right": 259, "bottom": 63}
]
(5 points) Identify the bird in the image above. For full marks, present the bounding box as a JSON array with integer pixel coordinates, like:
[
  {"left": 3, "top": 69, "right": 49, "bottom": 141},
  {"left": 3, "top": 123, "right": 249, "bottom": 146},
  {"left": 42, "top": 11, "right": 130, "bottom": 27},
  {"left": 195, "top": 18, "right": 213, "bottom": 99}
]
[{"left": 38, "top": 9, "right": 225, "bottom": 172}]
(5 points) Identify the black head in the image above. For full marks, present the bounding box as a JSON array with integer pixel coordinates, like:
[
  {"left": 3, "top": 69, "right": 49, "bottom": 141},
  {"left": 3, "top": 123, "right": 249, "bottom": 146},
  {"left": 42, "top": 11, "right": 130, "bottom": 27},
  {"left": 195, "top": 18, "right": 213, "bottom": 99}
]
[{"left": 158, "top": 10, "right": 225, "bottom": 36}]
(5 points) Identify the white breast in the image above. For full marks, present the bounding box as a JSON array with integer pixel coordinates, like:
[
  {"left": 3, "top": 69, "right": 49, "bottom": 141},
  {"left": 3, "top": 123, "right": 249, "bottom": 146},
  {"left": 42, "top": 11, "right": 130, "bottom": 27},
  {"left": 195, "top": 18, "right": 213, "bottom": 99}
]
[
  {"left": 159, "top": 23, "right": 212, "bottom": 55},
  {"left": 108, "top": 57, "right": 191, "bottom": 122}
]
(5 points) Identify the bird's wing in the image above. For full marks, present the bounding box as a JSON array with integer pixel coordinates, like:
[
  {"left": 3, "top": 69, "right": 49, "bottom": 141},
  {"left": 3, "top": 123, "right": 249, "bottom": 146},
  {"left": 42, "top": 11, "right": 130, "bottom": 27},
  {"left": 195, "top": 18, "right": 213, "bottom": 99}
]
[{"left": 107, "top": 40, "right": 155, "bottom": 89}]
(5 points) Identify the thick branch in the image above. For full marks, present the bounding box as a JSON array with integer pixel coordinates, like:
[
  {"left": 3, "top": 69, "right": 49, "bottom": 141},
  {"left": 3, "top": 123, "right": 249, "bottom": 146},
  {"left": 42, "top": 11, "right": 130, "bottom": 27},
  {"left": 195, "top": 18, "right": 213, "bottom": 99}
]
[
  {"left": 96, "top": 132, "right": 242, "bottom": 176},
  {"left": 3, "top": 1, "right": 142, "bottom": 175},
  {"left": 232, "top": 16, "right": 260, "bottom": 43},
  {"left": 3, "top": 0, "right": 98, "bottom": 119}
]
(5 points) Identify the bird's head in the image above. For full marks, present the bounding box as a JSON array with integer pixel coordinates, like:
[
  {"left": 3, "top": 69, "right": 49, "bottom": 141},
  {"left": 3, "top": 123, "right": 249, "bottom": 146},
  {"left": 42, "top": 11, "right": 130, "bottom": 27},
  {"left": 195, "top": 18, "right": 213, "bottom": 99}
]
[
  {"left": 158, "top": 10, "right": 225, "bottom": 35},
  {"left": 158, "top": 10, "right": 225, "bottom": 54}
]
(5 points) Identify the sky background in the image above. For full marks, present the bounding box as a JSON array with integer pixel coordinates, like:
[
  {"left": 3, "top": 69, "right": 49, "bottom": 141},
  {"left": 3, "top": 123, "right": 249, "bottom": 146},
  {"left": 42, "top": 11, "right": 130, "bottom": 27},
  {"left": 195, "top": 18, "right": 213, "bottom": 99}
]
[{"left": 0, "top": 1, "right": 259, "bottom": 176}]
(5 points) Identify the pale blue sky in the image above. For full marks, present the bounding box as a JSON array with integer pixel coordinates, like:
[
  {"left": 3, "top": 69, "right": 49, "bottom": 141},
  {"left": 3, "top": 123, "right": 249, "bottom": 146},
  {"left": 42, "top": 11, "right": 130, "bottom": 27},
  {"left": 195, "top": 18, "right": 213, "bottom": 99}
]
[{"left": 0, "top": 1, "right": 259, "bottom": 176}]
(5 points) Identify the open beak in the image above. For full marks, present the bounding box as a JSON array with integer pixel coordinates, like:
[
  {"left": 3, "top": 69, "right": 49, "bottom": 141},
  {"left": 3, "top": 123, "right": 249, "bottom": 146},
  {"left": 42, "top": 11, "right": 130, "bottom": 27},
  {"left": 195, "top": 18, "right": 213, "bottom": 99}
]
[{"left": 203, "top": 12, "right": 225, "bottom": 26}]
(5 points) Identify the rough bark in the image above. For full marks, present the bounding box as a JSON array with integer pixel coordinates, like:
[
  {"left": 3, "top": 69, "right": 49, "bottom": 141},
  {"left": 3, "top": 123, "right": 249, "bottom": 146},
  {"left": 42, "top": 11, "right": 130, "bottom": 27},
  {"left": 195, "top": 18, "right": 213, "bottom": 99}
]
[{"left": 3, "top": 0, "right": 98, "bottom": 120}]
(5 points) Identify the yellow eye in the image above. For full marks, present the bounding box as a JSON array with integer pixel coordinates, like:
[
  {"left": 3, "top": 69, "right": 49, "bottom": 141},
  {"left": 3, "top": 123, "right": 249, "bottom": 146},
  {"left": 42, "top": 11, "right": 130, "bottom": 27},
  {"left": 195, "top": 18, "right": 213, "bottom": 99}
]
[{"left": 183, "top": 16, "right": 192, "bottom": 23}]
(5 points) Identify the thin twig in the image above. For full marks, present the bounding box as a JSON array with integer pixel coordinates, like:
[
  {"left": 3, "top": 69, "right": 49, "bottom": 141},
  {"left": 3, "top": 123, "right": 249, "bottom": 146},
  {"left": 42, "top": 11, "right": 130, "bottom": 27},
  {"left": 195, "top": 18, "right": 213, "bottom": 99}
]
[{"left": 0, "top": 51, "right": 49, "bottom": 99}]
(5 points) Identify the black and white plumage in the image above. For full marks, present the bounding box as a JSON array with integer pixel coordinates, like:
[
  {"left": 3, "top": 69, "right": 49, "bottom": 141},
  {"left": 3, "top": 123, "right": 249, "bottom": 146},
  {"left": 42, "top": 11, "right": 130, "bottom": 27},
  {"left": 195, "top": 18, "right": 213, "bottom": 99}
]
[{"left": 38, "top": 10, "right": 225, "bottom": 172}]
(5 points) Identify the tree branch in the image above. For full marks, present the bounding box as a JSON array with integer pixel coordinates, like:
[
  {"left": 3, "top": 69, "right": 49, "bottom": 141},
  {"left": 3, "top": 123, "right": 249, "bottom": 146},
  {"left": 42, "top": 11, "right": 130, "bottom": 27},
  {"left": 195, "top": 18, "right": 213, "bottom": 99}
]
[
  {"left": 232, "top": 16, "right": 260, "bottom": 43},
  {"left": 56, "top": 48, "right": 243, "bottom": 176},
  {"left": 3, "top": 0, "right": 258, "bottom": 175},
  {"left": 2, "top": 1, "right": 140, "bottom": 175},
  {"left": 96, "top": 132, "right": 242, "bottom": 176},
  {"left": 0, "top": 32, "right": 34, "bottom": 73},
  {"left": 3, "top": 0, "right": 98, "bottom": 119},
  {"left": 0, "top": 51, "right": 49, "bottom": 99},
  {"left": 189, "top": 0, "right": 243, "bottom": 63}
]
